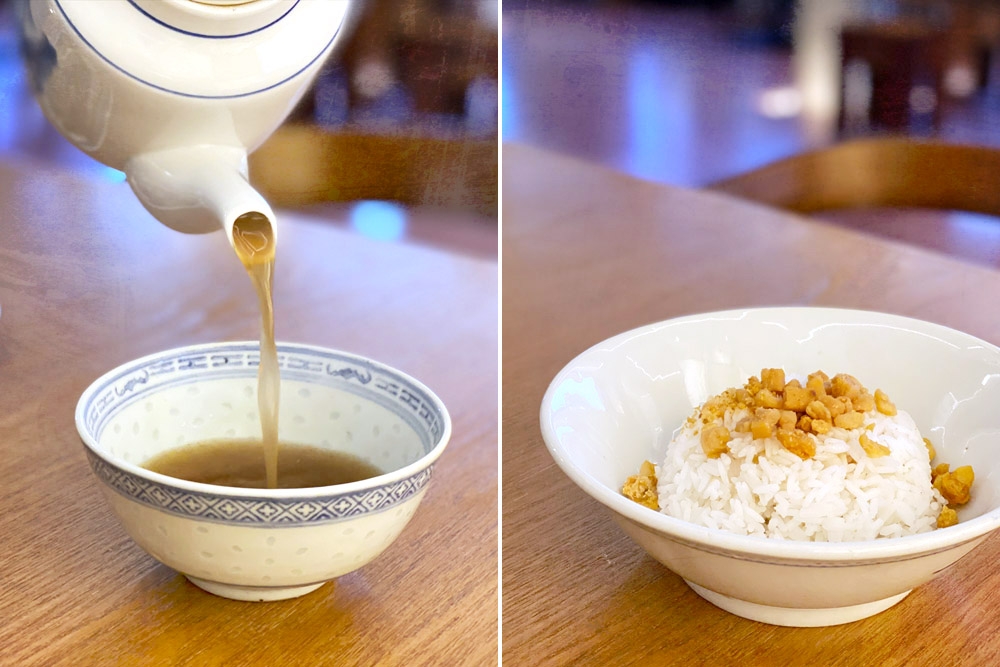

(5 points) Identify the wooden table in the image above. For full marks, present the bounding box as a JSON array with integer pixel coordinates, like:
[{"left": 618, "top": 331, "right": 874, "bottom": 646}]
[
  {"left": 502, "top": 144, "right": 1000, "bottom": 666},
  {"left": 0, "top": 159, "right": 497, "bottom": 665}
]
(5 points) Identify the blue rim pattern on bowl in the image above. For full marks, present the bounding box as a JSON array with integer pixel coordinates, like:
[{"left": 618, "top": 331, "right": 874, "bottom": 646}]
[
  {"left": 78, "top": 342, "right": 448, "bottom": 526},
  {"left": 81, "top": 342, "right": 446, "bottom": 450},
  {"left": 86, "top": 450, "right": 433, "bottom": 526}
]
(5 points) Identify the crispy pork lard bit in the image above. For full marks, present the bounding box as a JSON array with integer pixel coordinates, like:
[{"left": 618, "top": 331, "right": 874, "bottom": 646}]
[
  {"left": 621, "top": 461, "right": 659, "bottom": 510},
  {"left": 623, "top": 368, "right": 976, "bottom": 535}
]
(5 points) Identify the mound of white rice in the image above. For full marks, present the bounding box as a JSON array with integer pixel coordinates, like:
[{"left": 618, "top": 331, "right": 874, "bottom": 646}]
[{"left": 657, "top": 407, "right": 947, "bottom": 541}]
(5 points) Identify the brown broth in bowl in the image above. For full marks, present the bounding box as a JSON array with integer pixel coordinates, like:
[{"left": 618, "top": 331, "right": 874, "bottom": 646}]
[{"left": 143, "top": 438, "right": 382, "bottom": 489}]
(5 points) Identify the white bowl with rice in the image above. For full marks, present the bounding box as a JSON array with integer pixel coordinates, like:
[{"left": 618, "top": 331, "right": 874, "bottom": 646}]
[{"left": 540, "top": 307, "right": 1000, "bottom": 627}]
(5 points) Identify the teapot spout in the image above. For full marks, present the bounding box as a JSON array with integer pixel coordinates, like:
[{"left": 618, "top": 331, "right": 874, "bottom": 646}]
[{"left": 124, "top": 146, "right": 276, "bottom": 251}]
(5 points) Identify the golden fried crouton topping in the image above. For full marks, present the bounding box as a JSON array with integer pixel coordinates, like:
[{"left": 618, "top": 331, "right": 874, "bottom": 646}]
[
  {"left": 931, "top": 462, "right": 973, "bottom": 528},
  {"left": 830, "top": 373, "right": 864, "bottom": 399},
  {"left": 796, "top": 414, "right": 812, "bottom": 431},
  {"left": 682, "top": 369, "right": 905, "bottom": 459},
  {"left": 806, "top": 400, "right": 832, "bottom": 423},
  {"left": 761, "top": 368, "right": 786, "bottom": 392},
  {"left": 627, "top": 369, "right": 974, "bottom": 530},
  {"left": 750, "top": 418, "right": 773, "bottom": 440},
  {"left": 783, "top": 385, "right": 813, "bottom": 412},
  {"left": 755, "top": 389, "right": 783, "bottom": 409},
  {"left": 937, "top": 507, "right": 958, "bottom": 528},
  {"left": 807, "top": 371, "right": 828, "bottom": 397},
  {"left": 934, "top": 465, "right": 974, "bottom": 506},
  {"left": 821, "top": 395, "right": 847, "bottom": 418},
  {"left": 687, "top": 387, "right": 754, "bottom": 428},
  {"left": 621, "top": 460, "right": 659, "bottom": 510},
  {"left": 776, "top": 428, "right": 816, "bottom": 459},
  {"left": 701, "top": 424, "right": 731, "bottom": 458},
  {"left": 834, "top": 411, "right": 865, "bottom": 430},
  {"left": 859, "top": 433, "right": 891, "bottom": 458},
  {"left": 874, "top": 388, "right": 897, "bottom": 416},
  {"left": 810, "top": 418, "right": 831, "bottom": 435},
  {"left": 760, "top": 408, "right": 781, "bottom": 425},
  {"left": 853, "top": 392, "right": 875, "bottom": 413}
]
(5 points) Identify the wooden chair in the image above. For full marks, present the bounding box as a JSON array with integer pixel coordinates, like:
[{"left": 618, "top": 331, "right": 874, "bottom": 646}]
[
  {"left": 320, "top": 0, "right": 498, "bottom": 117},
  {"left": 839, "top": 21, "right": 946, "bottom": 132},
  {"left": 248, "top": 124, "right": 498, "bottom": 218},
  {"left": 709, "top": 138, "right": 1000, "bottom": 217}
]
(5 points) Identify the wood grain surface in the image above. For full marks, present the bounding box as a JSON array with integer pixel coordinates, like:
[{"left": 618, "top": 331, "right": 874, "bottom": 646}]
[
  {"left": 501, "top": 143, "right": 1000, "bottom": 666},
  {"left": 0, "top": 160, "right": 498, "bottom": 666}
]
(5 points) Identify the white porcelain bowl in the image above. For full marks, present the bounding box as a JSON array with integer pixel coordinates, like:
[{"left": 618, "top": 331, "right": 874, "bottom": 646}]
[
  {"left": 540, "top": 307, "right": 1000, "bottom": 626},
  {"left": 76, "top": 342, "right": 450, "bottom": 601}
]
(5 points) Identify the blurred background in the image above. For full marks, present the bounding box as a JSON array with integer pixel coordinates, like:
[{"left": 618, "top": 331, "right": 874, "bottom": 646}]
[
  {"left": 0, "top": 0, "right": 498, "bottom": 259},
  {"left": 503, "top": 0, "right": 1000, "bottom": 264}
]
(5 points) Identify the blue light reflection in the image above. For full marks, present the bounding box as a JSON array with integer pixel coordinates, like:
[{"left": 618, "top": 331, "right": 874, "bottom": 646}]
[
  {"left": 625, "top": 44, "right": 690, "bottom": 183},
  {"left": 349, "top": 200, "right": 407, "bottom": 242},
  {"left": 549, "top": 375, "right": 605, "bottom": 413}
]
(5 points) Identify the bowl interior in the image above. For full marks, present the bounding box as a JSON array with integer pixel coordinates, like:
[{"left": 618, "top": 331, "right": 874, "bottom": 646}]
[
  {"left": 543, "top": 308, "right": 1000, "bottom": 524},
  {"left": 79, "top": 342, "right": 449, "bottom": 480}
]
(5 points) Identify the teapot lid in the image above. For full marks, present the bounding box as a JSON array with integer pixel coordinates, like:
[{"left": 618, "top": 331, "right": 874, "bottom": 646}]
[{"left": 53, "top": 0, "right": 351, "bottom": 98}]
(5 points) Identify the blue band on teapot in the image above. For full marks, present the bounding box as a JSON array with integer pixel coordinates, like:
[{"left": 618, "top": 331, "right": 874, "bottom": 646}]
[{"left": 126, "top": 0, "right": 300, "bottom": 39}]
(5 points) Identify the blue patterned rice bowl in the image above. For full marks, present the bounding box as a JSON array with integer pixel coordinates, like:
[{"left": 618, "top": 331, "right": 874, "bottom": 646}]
[{"left": 75, "top": 341, "right": 451, "bottom": 601}]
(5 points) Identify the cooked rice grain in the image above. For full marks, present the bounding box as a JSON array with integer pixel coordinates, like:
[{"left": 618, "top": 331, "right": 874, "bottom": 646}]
[{"left": 657, "top": 408, "right": 946, "bottom": 541}]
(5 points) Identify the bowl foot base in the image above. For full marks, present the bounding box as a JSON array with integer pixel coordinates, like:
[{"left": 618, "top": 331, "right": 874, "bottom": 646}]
[
  {"left": 685, "top": 580, "right": 911, "bottom": 627},
  {"left": 186, "top": 576, "right": 327, "bottom": 602}
]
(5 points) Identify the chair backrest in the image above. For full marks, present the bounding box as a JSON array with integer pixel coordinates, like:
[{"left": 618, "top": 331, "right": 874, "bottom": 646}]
[
  {"left": 709, "top": 138, "right": 1000, "bottom": 217},
  {"left": 248, "top": 125, "right": 498, "bottom": 218}
]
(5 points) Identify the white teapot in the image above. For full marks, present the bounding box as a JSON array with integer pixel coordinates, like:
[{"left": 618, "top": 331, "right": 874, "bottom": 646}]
[{"left": 18, "top": 0, "right": 355, "bottom": 246}]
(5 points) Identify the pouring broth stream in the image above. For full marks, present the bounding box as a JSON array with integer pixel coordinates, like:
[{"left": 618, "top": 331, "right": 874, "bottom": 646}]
[
  {"left": 232, "top": 212, "right": 281, "bottom": 489},
  {"left": 143, "top": 213, "right": 384, "bottom": 490}
]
